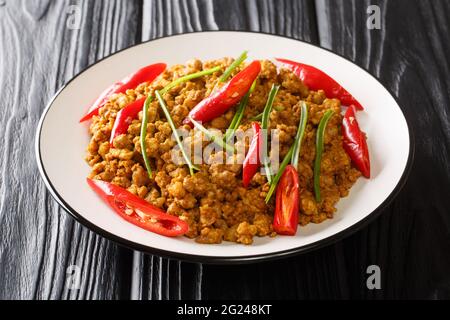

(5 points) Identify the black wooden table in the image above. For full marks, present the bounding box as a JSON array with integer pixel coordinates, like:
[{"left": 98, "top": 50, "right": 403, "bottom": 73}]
[{"left": 1, "top": 0, "right": 449, "bottom": 300}]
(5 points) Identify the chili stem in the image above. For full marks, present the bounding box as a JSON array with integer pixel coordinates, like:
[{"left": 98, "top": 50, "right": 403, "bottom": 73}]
[
  {"left": 314, "top": 110, "right": 334, "bottom": 202},
  {"left": 189, "top": 117, "right": 235, "bottom": 153},
  {"left": 220, "top": 51, "right": 248, "bottom": 82},
  {"left": 155, "top": 91, "right": 200, "bottom": 176},
  {"left": 261, "top": 84, "right": 280, "bottom": 184},
  {"left": 140, "top": 95, "right": 155, "bottom": 178},
  {"left": 291, "top": 102, "right": 308, "bottom": 168},
  {"left": 223, "top": 80, "right": 256, "bottom": 142}
]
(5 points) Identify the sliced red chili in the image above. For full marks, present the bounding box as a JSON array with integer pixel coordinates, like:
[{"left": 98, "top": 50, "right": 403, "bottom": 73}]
[
  {"left": 342, "top": 105, "right": 370, "bottom": 178},
  {"left": 80, "top": 63, "right": 166, "bottom": 122},
  {"left": 276, "top": 58, "right": 364, "bottom": 110},
  {"left": 242, "top": 122, "right": 262, "bottom": 188},
  {"left": 110, "top": 97, "right": 146, "bottom": 145},
  {"left": 87, "top": 178, "right": 188, "bottom": 237},
  {"left": 273, "top": 165, "right": 300, "bottom": 236},
  {"left": 183, "top": 60, "right": 261, "bottom": 126}
]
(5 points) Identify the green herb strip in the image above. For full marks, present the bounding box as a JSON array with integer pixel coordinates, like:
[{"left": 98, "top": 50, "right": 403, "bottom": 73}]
[
  {"left": 264, "top": 146, "right": 294, "bottom": 203},
  {"left": 249, "top": 113, "right": 263, "bottom": 121},
  {"left": 291, "top": 102, "right": 308, "bottom": 168},
  {"left": 189, "top": 117, "right": 235, "bottom": 153},
  {"left": 223, "top": 80, "right": 256, "bottom": 142},
  {"left": 250, "top": 106, "right": 283, "bottom": 122},
  {"left": 219, "top": 51, "right": 248, "bottom": 82},
  {"left": 314, "top": 110, "right": 334, "bottom": 202},
  {"left": 273, "top": 106, "right": 284, "bottom": 112},
  {"left": 161, "top": 66, "right": 221, "bottom": 95},
  {"left": 155, "top": 91, "right": 200, "bottom": 176},
  {"left": 261, "top": 84, "right": 280, "bottom": 184},
  {"left": 140, "top": 66, "right": 220, "bottom": 178},
  {"left": 140, "top": 95, "right": 155, "bottom": 178},
  {"left": 264, "top": 102, "right": 309, "bottom": 203}
]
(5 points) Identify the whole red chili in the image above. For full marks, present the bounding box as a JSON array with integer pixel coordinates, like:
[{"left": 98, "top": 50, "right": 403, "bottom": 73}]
[
  {"left": 80, "top": 63, "right": 166, "bottom": 122},
  {"left": 242, "top": 122, "right": 262, "bottom": 188},
  {"left": 87, "top": 178, "right": 188, "bottom": 237},
  {"left": 183, "top": 60, "right": 261, "bottom": 126},
  {"left": 342, "top": 105, "right": 370, "bottom": 178},
  {"left": 276, "top": 58, "right": 364, "bottom": 110},
  {"left": 273, "top": 165, "right": 300, "bottom": 236},
  {"left": 110, "top": 97, "right": 146, "bottom": 145}
]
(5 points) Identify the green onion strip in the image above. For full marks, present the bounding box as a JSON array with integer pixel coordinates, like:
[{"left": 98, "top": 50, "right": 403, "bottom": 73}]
[
  {"left": 161, "top": 66, "right": 221, "bottom": 95},
  {"left": 155, "top": 91, "right": 200, "bottom": 176},
  {"left": 291, "top": 102, "right": 308, "bottom": 168},
  {"left": 140, "top": 95, "right": 155, "bottom": 178},
  {"left": 223, "top": 80, "right": 256, "bottom": 143},
  {"left": 265, "top": 102, "right": 309, "bottom": 203},
  {"left": 261, "top": 84, "right": 280, "bottom": 184},
  {"left": 249, "top": 106, "right": 283, "bottom": 122},
  {"left": 189, "top": 117, "right": 235, "bottom": 153},
  {"left": 313, "top": 110, "right": 334, "bottom": 202},
  {"left": 249, "top": 113, "right": 263, "bottom": 121},
  {"left": 140, "top": 66, "right": 220, "bottom": 178},
  {"left": 219, "top": 51, "right": 248, "bottom": 82},
  {"left": 264, "top": 146, "right": 294, "bottom": 203}
]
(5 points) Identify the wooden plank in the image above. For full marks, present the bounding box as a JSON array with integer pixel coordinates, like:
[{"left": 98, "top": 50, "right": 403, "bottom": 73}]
[
  {"left": 315, "top": 0, "right": 450, "bottom": 298},
  {"left": 0, "top": 0, "right": 143, "bottom": 299},
  {"left": 3, "top": 0, "right": 447, "bottom": 300}
]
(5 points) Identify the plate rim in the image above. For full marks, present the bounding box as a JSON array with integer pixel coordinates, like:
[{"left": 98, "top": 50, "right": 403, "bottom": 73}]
[{"left": 35, "top": 30, "right": 415, "bottom": 264}]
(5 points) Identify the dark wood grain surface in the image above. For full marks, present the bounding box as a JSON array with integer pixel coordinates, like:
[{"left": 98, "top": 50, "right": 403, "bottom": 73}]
[{"left": 0, "top": 0, "right": 449, "bottom": 300}]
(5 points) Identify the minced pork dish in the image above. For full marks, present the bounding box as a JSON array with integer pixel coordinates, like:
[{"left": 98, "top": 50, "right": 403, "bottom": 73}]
[{"left": 83, "top": 55, "right": 368, "bottom": 245}]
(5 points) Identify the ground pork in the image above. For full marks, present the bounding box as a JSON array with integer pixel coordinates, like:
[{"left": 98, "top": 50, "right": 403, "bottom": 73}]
[{"left": 85, "top": 58, "right": 362, "bottom": 245}]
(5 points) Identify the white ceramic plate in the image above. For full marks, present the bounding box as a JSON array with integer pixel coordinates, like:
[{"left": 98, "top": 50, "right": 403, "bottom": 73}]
[{"left": 36, "top": 31, "right": 413, "bottom": 263}]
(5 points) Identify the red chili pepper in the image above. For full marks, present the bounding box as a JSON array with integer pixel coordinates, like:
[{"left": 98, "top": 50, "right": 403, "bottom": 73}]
[
  {"left": 183, "top": 60, "right": 261, "bottom": 126},
  {"left": 242, "top": 122, "right": 262, "bottom": 188},
  {"left": 87, "top": 178, "right": 188, "bottom": 237},
  {"left": 109, "top": 97, "right": 146, "bottom": 145},
  {"left": 273, "top": 165, "right": 300, "bottom": 235},
  {"left": 80, "top": 63, "right": 166, "bottom": 122},
  {"left": 342, "top": 105, "right": 370, "bottom": 178},
  {"left": 276, "top": 58, "right": 364, "bottom": 110}
]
